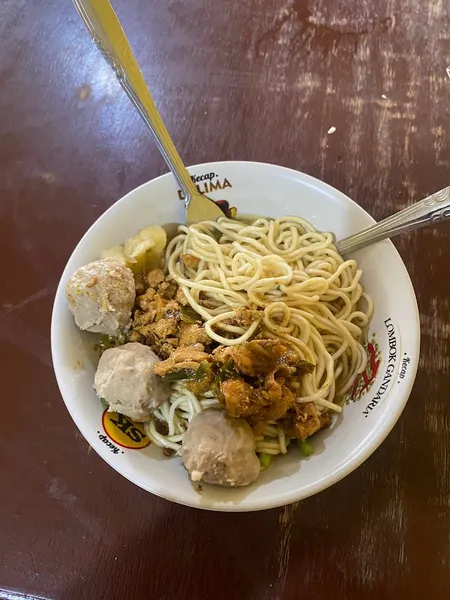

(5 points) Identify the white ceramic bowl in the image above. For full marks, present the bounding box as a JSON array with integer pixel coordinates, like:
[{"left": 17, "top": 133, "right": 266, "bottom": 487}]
[{"left": 51, "top": 161, "right": 420, "bottom": 511}]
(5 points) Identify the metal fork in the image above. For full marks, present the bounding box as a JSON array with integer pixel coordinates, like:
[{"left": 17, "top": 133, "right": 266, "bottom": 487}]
[{"left": 336, "top": 186, "right": 450, "bottom": 254}]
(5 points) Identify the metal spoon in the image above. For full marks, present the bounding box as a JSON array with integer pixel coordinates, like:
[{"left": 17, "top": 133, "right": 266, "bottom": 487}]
[
  {"left": 72, "top": 0, "right": 224, "bottom": 223},
  {"left": 336, "top": 185, "right": 450, "bottom": 254},
  {"left": 73, "top": 1, "right": 450, "bottom": 255}
]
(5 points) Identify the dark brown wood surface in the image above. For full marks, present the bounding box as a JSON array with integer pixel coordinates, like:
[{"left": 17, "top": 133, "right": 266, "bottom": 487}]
[{"left": 1, "top": 0, "right": 450, "bottom": 598}]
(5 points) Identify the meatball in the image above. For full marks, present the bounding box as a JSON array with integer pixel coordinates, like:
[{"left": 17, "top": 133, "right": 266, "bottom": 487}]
[
  {"left": 66, "top": 257, "right": 135, "bottom": 335},
  {"left": 94, "top": 342, "right": 170, "bottom": 421},
  {"left": 180, "top": 410, "right": 260, "bottom": 487}
]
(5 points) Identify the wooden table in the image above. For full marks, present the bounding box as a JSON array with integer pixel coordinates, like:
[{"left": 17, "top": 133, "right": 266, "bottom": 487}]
[{"left": 1, "top": 1, "right": 450, "bottom": 598}]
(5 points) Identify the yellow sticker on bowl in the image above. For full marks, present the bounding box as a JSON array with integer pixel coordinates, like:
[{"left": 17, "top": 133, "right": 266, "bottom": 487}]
[{"left": 102, "top": 410, "right": 151, "bottom": 450}]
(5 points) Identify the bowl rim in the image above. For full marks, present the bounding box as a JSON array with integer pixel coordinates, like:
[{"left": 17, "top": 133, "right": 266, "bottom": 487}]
[{"left": 51, "top": 160, "right": 420, "bottom": 511}]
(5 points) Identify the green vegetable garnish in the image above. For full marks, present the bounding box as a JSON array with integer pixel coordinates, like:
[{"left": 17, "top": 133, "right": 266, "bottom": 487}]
[
  {"left": 97, "top": 333, "right": 128, "bottom": 354},
  {"left": 259, "top": 453, "right": 273, "bottom": 471},
  {"left": 163, "top": 368, "right": 197, "bottom": 382},
  {"left": 295, "top": 360, "right": 315, "bottom": 375},
  {"left": 195, "top": 361, "right": 211, "bottom": 380},
  {"left": 297, "top": 439, "right": 314, "bottom": 457},
  {"left": 100, "top": 397, "right": 109, "bottom": 409},
  {"left": 180, "top": 305, "right": 202, "bottom": 324},
  {"left": 217, "top": 359, "right": 237, "bottom": 382},
  {"left": 162, "top": 361, "right": 210, "bottom": 383}
]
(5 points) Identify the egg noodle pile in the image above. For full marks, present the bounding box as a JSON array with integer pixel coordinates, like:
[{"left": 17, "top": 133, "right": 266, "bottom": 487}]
[{"left": 145, "top": 216, "right": 373, "bottom": 454}]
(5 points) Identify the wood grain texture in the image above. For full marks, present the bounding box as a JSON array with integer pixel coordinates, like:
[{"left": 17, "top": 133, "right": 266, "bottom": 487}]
[{"left": 1, "top": 0, "right": 450, "bottom": 598}]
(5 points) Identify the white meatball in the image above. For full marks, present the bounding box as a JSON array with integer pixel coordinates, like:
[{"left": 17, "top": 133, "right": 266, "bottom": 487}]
[
  {"left": 180, "top": 410, "right": 260, "bottom": 487},
  {"left": 66, "top": 258, "right": 135, "bottom": 335},
  {"left": 94, "top": 342, "right": 170, "bottom": 421}
]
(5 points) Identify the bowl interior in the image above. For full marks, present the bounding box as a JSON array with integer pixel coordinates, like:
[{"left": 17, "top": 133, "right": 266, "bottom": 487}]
[{"left": 51, "top": 161, "right": 419, "bottom": 511}]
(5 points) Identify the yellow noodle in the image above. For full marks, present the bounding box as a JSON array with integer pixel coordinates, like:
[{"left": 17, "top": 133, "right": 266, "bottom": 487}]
[{"left": 166, "top": 216, "right": 373, "bottom": 411}]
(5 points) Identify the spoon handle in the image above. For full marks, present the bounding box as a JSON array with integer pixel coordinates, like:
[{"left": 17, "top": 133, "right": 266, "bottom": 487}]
[
  {"left": 72, "top": 0, "right": 198, "bottom": 202},
  {"left": 336, "top": 186, "right": 450, "bottom": 254}
]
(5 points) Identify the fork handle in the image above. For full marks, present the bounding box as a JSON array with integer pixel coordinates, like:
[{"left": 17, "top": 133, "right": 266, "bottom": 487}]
[
  {"left": 336, "top": 186, "right": 450, "bottom": 254},
  {"left": 72, "top": 0, "right": 198, "bottom": 203}
]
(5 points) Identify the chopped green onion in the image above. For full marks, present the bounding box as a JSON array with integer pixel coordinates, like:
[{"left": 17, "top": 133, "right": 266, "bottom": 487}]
[
  {"left": 259, "top": 453, "right": 273, "bottom": 471},
  {"left": 194, "top": 361, "right": 211, "bottom": 380},
  {"left": 162, "top": 362, "right": 210, "bottom": 383},
  {"left": 162, "top": 368, "right": 197, "bottom": 382},
  {"left": 180, "top": 305, "right": 202, "bottom": 324},
  {"left": 217, "top": 359, "right": 237, "bottom": 382},
  {"left": 297, "top": 439, "right": 314, "bottom": 457},
  {"left": 296, "top": 360, "right": 315, "bottom": 375},
  {"left": 100, "top": 397, "right": 109, "bottom": 409}
]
